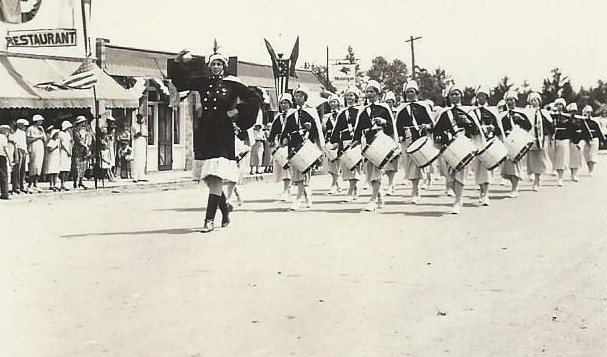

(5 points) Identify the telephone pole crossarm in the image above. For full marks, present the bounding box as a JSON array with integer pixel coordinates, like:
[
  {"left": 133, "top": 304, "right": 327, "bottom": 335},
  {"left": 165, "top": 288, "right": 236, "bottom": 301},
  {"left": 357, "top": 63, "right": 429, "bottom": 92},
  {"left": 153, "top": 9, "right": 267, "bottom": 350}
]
[{"left": 405, "top": 35, "right": 422, "bottom": 80}]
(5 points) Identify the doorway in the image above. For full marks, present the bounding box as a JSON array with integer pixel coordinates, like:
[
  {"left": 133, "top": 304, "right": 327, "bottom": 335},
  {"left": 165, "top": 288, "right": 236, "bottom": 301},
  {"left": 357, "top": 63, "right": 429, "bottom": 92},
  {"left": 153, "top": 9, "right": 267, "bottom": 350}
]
[{"left": 157, "top": 104, "right": 173, "bottom": 171}]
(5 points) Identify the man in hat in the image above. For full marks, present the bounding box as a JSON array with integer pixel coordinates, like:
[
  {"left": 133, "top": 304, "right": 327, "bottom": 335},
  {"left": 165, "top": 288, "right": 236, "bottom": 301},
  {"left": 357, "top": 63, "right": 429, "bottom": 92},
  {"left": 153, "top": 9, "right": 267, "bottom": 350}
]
[
  {"left": 131, "top": 113, "right": 148, "bottom": 183},
  {"left": 26, "top": 114, "right": 46, "bottom": 192},
  {"left": 11, "top": 119, "right": 29, "bottom": 194},
  {"left": 469, "top": 87, "right": 500, "bottom": 205},
  {"left": 283, "top": 85, "right": 324, "bottom": 211},
  {"left": 499, "top": 91, "right": 532, "bottom": 196},
  {"left": 0, "top": 125, "right": 12, "bottom": 199},
  {"left": 434, "top": 85, "right": 480, "bottom": 214},
  {"left": 323, "top": 93, "right": 341, "bottom": 195},
  {"left": 353, "top": 80, "right": 396, "bottom": 212},
  {"left": 396, "top": 80, "right": 434, "bottom": 204},
  {"left": 268, "top": 92, "right": 295, "bottom": 201}
]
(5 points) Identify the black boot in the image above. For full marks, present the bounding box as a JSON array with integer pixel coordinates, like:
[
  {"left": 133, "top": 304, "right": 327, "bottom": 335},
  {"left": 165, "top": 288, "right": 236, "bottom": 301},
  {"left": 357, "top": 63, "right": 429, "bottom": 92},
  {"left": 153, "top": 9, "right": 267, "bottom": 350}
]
[
  {"left": 218, "top": 193, "right": 231, "bottom": 228},
  {"left": 201, "top": 194, "right": 220, "bottom": 233}
]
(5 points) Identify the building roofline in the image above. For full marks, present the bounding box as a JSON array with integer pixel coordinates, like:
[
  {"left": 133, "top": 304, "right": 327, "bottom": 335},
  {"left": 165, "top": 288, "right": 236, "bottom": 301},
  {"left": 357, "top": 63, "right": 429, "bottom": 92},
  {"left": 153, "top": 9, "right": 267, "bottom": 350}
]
[{"left": 102, "top": 42, "right": 316, "bottom": 74}]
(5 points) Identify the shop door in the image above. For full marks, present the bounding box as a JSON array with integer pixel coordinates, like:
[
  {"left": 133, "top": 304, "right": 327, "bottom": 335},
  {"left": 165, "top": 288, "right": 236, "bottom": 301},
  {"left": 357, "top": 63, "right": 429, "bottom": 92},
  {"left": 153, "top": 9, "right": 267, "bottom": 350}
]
[{"left": 158, "top": 104, "right": 173, "bottom": 171}]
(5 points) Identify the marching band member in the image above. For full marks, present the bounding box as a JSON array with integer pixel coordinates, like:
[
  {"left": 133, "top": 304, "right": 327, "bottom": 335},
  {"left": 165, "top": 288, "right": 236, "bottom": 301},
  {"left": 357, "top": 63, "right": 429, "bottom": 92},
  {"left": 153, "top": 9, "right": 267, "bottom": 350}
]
[
  {"left": 382, "top": 91, "right": 400, "bottom": 196},
  {"left": 470, "top": 87, "right": 500, "bottom": 205},
  {"left": 352, "top": 80, "right": 396, "bottom": 212},
  {"left": 566, "top": 103, "right": 582, "bottom": 182},
  {"left": 498, "top": 91, "right": 532, "bottom": 198},
  {"left": 268, "top": 93, "right": 295, "bottom": 201},
  {"left": 580, "top": 105, "right": 605, "bottom": 176},
  {"left": 323, "top": 94, "right": 341, "bottom": 195},
  {"left": 551, "top": 98, "right": 570, "bottom": 186},
  {"left": 395, "top": 81, "right": 433, "bottom": 204},
  {"left": 525, "top": 92, "right": 554, "bottom": 191},
  {"left": 434, "top": 85, "right": 479, "bottom": 214},
  {"left": 329, "top": 86, "right": 362, "bottom": 203},
  {"left": 283, "top": 86, "right": 324, "bottom": 211},
  {"left": 172, "top": 48, "right": 262, "bottom": 233}
]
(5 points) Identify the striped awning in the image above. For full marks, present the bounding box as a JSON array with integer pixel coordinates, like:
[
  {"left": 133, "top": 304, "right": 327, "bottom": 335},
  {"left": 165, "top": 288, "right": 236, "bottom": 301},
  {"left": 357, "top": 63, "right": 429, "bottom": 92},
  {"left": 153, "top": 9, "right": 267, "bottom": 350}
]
[{"left": 0, "top": 54, "right": 140, "bottom": 109}]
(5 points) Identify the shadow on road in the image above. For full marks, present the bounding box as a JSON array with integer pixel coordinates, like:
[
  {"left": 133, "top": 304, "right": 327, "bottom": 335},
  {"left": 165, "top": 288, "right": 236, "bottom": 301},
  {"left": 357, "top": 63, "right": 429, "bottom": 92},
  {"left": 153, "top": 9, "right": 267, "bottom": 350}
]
[
  {"left": 62, "top": 227, "right": 200, "bottom": 238},
  {"left": 154, "top": 206, "right": 203, "bottom": 212}
]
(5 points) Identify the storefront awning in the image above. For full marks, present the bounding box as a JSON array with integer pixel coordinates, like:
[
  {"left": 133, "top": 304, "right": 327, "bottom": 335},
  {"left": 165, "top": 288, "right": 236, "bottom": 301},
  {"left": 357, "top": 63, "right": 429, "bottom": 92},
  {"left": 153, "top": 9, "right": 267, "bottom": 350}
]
[{"left": 0, "top": 54, "right": 140, "bottom": 109}]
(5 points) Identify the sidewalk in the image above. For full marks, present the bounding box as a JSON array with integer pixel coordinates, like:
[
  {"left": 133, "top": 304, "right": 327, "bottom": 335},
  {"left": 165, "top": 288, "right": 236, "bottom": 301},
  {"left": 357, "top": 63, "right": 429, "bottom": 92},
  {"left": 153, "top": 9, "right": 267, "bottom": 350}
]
[{"left": 1, "top": 169, "right": 280, "bottom": 203}]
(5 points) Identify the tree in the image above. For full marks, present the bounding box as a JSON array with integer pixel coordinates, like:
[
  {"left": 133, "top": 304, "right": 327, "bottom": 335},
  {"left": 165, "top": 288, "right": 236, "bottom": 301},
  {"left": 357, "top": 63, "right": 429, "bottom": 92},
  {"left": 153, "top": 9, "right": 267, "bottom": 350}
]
[
  {"left": 366, "top": 56, "right": 408, "bottom": 95},
  {"left": 462, "top": 86, "right": 477, "bottom": 105},
  {"left": 541, "top": 68, "right": 574, "bottom": 105},
  {"left": 344, "top": 45, "right": 366, "bottom": 90},
  {"left": 416, "top": 67, "right": 452, "bottom": 106},
  {"left": 303, "top": 62, "right": 335, "bottom": 92},
  {"left": 491, "top": 76, "right": 515, "bottom": 106}
]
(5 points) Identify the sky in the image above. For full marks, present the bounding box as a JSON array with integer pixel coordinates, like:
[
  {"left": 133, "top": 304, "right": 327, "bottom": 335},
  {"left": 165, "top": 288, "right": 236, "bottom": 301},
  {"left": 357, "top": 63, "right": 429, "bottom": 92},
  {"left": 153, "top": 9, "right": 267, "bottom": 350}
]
[{"left": 91, "top": 0, "right": 607, "bottom": 91}]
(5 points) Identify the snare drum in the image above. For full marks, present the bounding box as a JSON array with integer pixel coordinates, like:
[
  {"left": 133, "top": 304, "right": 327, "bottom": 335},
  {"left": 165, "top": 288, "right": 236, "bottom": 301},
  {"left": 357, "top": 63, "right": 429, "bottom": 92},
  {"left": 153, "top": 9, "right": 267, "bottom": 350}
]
[
  {"left": 235, "top": 138, "right": 250, "bottom": 164},
  {"left": 272, "top": 146, "right": 290, "bottom": 169},
  {"left": 340, "top": 143, "right": 363, "bottom": 171},
  {"left": 362, "top": 131, "right": 400, "bottom": 169},
  {"left": 441, "top": 133, "right": 477, "bottom": 171},
  {"left": 323, "top": 143, "right": 339, "bottom": 162},
  {"left": 288, "top": 140, "right": 323, "bottom": 174},
  {"left": 406, "top": 136, "right": 440, "bottom": 168},
  {"left": 476, "top": 137, "right": 508, "bottom": 170},
  {"left": 504, "top": 126, "right": 534, "bottom": 162}
]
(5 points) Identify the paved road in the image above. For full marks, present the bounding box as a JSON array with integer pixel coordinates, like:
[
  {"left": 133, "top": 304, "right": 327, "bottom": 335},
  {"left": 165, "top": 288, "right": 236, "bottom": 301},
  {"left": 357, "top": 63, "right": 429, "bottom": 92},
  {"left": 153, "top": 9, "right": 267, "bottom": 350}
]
[{"left": 2, "top": 158, "right": 606, "bottom": 357}]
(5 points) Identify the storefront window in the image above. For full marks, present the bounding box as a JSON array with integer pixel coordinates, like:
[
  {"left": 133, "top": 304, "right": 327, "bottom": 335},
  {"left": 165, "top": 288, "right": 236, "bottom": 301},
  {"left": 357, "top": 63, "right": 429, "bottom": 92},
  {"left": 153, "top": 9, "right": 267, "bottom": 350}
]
[
  {"left": 173, "top": 107, "right": 180, "bottom": 144},
  {"left": 147, "top": 105, "right": 155, "bottom": 145}
]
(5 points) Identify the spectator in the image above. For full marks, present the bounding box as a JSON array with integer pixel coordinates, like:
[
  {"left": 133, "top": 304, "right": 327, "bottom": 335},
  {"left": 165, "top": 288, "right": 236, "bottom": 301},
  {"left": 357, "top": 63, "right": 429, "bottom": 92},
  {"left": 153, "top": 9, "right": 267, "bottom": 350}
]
[
  {"left": 71, "top": 116, "right": 90, "bottom": 189},
  {"left": 26, "top": 114, "right": 46, "bottom": 193},
  {"left": 117, "top": 139, "right": 133, "bottom": 179},
  {"left": 262, "top": 123, "right": 273, "bottom": 173},
  {"left": 131, "top": 113, "right": 148, "bottom": 182},
  {"left": 45, "top": 129, "right": 61, "bottom": 191},
  {"left": 58, "top": 121, "right": 73, "bottom": 191},
  {"left": 0, "top": 124, "right": 12, "bottom": 200},
  {"left": 11, "top": 118, "right": 29, "bottom": 194},
  {"left": 105, "top": 116, "right": 117, "bottom": 181},
  {"left": 41, "top": 125, "right": 54, "bottom": 182},
  {"left": 249, "top": 124, "right": 264, "bottom": 174}
]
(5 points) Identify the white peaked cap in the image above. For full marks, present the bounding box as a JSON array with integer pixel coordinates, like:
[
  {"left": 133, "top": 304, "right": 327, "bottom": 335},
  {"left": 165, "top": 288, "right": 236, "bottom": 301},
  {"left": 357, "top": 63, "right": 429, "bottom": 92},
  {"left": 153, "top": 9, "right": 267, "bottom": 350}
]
[{"left": 404, "top": 80, "right": 419, "bottom": 92}]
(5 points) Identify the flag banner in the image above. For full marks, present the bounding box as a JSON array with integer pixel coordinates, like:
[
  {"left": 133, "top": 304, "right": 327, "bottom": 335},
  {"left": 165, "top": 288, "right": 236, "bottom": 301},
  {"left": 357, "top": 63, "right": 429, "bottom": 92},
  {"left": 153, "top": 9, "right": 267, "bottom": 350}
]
[
  {"left": 0, "top": 0, "right": 21, "bottom": 24},
  {"left": 328, "top": 60, "right": 356, "bottom": 92},
  {"left": 35, "top": 56, "right": 97, "bottom": 90}
]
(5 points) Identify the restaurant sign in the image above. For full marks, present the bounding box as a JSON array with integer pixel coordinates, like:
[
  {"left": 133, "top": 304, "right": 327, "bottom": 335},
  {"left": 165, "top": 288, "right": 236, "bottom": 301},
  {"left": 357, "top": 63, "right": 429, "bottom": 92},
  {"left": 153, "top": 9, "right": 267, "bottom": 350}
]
[{"left": 6, "top": 28, "right": 77, "bottom": 47}]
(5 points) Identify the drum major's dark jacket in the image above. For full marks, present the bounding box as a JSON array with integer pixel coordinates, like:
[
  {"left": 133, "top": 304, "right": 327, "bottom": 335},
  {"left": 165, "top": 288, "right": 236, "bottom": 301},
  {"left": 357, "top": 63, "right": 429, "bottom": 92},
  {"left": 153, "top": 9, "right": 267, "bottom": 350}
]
[{"left": 171, "top": 69, "right": 261, "bottom": 160}]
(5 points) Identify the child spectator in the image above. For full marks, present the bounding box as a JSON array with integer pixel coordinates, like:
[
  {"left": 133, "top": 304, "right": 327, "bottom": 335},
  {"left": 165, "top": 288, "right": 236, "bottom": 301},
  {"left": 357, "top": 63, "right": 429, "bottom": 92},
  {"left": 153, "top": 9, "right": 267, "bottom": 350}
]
[{"left": 117, "top": 139, "right": 133, "bottom": 179}]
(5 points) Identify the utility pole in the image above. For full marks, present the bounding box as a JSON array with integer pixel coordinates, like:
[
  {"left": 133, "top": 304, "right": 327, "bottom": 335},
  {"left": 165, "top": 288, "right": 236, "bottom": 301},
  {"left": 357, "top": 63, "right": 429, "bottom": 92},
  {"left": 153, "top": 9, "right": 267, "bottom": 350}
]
[{"left": 406, "top": 35, "right": 422, "bottom": 80}]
